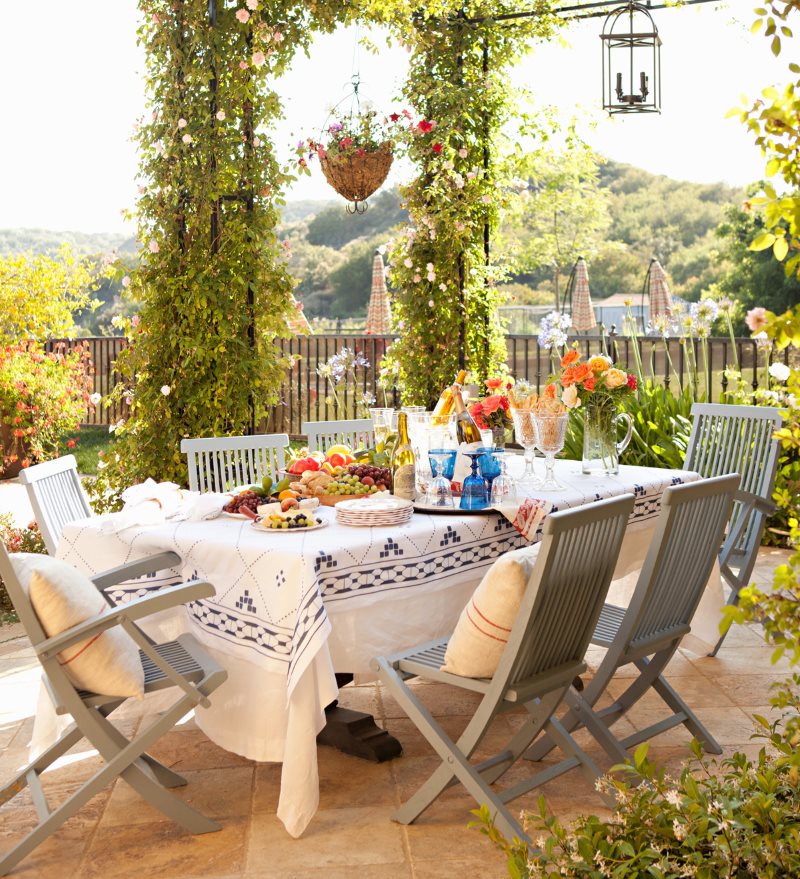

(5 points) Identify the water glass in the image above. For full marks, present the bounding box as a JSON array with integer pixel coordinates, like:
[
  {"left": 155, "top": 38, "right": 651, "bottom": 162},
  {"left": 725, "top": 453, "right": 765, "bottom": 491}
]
[
  {"left": 490, "top": 452, "right": 517, "bottom": 506},
  {"left": 369, "top": 407, "right": 396, "bottom": 446},
  {"left": 428, "top": 448, "right": 457, "bottom": 481},
  {"left": 477, "top": 447, "right": 503, "bottom": 492},
  {"left": 426, "top": 450, "right": 454, "bottom": 508}
]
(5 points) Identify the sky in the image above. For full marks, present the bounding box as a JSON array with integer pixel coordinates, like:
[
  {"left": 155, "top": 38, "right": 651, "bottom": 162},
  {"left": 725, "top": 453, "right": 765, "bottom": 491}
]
[{"left": 0, "top": 0, "right": 789, "bottom": 234}]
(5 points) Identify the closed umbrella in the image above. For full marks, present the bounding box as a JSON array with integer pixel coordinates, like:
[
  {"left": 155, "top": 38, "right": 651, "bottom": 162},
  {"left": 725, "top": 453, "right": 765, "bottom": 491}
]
[
  {"left": 565, "top": 256, "right": 597, "bottom": 333},
  {"left": 645, "top": 257, "right": 673, "bottom": 320},
  {"left": 365, "top": 250, "right": 392, "bottom": 335},
  {"left": 287, "top": 294, "right": 312, "bottom": 335}
]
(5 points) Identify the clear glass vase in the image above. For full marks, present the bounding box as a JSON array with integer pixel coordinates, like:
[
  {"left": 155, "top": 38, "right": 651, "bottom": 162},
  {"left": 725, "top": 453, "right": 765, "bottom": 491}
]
[{"left": 581, "top": 398, "right": 633, "bottom": 476}]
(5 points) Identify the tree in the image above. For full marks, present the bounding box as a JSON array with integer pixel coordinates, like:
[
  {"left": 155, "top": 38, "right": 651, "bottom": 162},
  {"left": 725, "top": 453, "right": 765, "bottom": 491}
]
[
  {"left": 0, "top": 246, "right": 101, "bottom": 345},
  {"left": 502, "top": 143, "right": 612, "bottom": 310}
]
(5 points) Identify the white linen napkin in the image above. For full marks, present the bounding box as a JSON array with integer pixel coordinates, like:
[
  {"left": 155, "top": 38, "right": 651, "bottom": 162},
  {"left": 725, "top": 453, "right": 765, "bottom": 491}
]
[{"left": 97, "top": 480, "right": 232, "bottom": 533}]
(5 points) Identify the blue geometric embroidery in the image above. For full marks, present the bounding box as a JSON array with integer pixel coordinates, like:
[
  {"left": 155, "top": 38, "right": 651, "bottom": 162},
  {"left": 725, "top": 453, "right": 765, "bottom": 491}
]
[
  {"left": 633, "top": 484, "right": 646, "bottom": 497},
  {"left": 314, "top": 551, "right": 337, "bottom": 573},
  {"left": 235, "top": 589, "right": 256, "bottom": 613},
  {"left": 440, "top": 525, "right": 461, "bottom": 547},
  {"left": 379, "top": 538, "right": 402, "bottom": 559}
]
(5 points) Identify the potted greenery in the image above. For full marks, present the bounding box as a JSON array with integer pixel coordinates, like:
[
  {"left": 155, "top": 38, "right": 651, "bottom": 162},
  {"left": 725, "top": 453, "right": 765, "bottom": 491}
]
[{"left": 0, "top": 342, "right": 94, "bottom": 477}]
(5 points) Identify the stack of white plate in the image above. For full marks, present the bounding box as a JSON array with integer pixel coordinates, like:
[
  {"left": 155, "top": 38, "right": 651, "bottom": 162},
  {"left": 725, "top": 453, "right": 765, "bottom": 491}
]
[{"left": 335, "top": 495, "right": 414, "bottom": 527}]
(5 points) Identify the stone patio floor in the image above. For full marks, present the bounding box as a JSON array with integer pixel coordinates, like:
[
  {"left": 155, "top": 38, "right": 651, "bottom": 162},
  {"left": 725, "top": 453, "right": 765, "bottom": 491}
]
[{"left": 0, "top": 477, "right": 793, "bottom": 878}]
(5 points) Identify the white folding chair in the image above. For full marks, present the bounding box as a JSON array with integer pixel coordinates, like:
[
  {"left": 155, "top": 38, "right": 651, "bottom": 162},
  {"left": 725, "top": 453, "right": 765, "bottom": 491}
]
[
  {"left": 526, "top": 474, "right": 739, "bottom": 775},
  {"left": 372, "top": 494, "right": 634, "bottom": 844},
  {"left": 17, "top": 455, "right": 92, "bottom": 555},
  {"left": 302, "top": 419, "right": 374, "bottom": 454},
  {"left": 685, "top": 403, "right": 782, "bottom": 653},
  {"left": 180, "top": 434, "right": 289, "bottom": 492},
  {"left": 0, "top": 545, "right": 227, "bottom": 876}
]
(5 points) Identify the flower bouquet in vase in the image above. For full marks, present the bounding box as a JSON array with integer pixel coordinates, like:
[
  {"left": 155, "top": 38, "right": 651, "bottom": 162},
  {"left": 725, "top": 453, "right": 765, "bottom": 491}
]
[
  {"left": 468, "top": 375, "right": 514, "bottom": 448},
  {"left": 557, "top": 349, "right": 637, "bottom": 476}
]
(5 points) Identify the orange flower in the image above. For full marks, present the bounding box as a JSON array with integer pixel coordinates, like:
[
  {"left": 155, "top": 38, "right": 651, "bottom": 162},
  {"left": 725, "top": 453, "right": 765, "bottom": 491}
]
[
  {"left": 561, "top": 366, "right": 578, "bottom": 387},
  {"left": 573, "top": 363, "right": 593, "bottom": 384},
  {"left": 583, "top": 374, "right": 596, "bottom": 391},
  {"left": 543, "top": 382, "right": 557, "bottom": 400},
  {"left": 587, "top": 355, "right": 613, "bottom": 373},
  {"left": 561, "top": 349, "right": 580, "bottom": 369}
]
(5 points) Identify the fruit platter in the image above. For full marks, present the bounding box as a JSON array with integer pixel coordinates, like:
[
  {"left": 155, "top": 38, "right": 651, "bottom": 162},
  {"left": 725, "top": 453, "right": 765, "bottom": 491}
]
[
  {"left": 221, "top": 474, "right": 309, "bottom": 518},
  {"left": 253, "top": 509, "right": 326, "bottom": 532},
  {"left": 285, "top": 443, "right": 393, "bottom": 505}
]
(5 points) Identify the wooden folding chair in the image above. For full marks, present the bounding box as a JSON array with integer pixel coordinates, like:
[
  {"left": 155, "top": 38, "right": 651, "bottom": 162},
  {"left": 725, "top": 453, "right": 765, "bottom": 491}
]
[
  {"left": 180, "top": 433, "right": 289, "bottom": 492},
  {"left": 685, "top": 403, "right": 782, "bottom": 654},
  {"left": 372, "top": 494, "right": 634, "bottom": 844},
  {"left": 302, "top": 419, "right": 374, "bottom": 454},
  {"left": 0, "top": 545, "right": 227, "bottom": 876},
  {"left": 526, "top": 474, "right": 739, "bottom": 774},
  {"left": 17, "top": 455, "right": 93, "bottom": 555}
]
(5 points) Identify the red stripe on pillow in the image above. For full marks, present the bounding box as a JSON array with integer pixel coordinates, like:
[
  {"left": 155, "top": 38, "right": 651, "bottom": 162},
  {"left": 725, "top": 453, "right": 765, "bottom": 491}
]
[
  {"left": 59, "top": 632, "right": 104, "bottom": 666},
  {"left": 470, "top": 600, "right": 512, "bottom": 633},
  {"left": 466, "top": 604, "right": 508, "bottom": 644}
]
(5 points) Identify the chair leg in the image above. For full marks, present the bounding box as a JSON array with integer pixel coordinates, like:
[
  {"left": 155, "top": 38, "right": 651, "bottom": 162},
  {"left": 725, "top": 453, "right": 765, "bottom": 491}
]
[{"left": 648, "top": 673, "right": 722, "bottom": 755}]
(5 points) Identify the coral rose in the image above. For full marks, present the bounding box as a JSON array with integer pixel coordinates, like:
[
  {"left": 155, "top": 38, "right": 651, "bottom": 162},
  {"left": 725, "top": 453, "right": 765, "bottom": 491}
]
[
  {"left": 583, "top": 374, "right": 596, "bottom": 392},
  {"left": 543, "top": 383, "right": 557, "bottom": 400},
  {"left": 604, "top": 368, "right": 627, "bottom": 389},
  {"left": 482, "top": 395, "right": 503, "bottom": 414},
  {"left": 485, "top": 377, "right": 503, "bottom": 390},
  {"left": 561, "top": 349, "right": 580, "bottom": 368}
]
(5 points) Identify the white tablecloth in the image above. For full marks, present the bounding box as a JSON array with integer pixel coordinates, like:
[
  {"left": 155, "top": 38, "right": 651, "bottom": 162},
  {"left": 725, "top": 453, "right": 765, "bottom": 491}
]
[{"left": 48, "top": 461, "right": 723, "bottom": 837}]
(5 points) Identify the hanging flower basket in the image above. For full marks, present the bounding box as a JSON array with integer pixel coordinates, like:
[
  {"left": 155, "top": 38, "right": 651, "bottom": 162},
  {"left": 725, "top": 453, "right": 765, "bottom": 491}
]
[{"left": 319, "top": 143, "right": 393, "bottom": 210}]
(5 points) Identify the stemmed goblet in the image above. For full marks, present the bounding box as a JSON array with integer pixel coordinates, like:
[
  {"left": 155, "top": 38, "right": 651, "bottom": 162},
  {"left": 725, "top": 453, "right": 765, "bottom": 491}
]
[
  {"left": 426, "top": 449, "right": 455, "bottom": 508},
  {"left": 459, "top": 451, "right": 489, "bottom": 511},
  {"left": 511, "top": 407, "right": 541, "bottom": 489},
  {"left": 534, "top": 412, "right": 569, "bottom": 491},
  {"left": 489, "top": 450, "right": 517, "bottom": 506}
]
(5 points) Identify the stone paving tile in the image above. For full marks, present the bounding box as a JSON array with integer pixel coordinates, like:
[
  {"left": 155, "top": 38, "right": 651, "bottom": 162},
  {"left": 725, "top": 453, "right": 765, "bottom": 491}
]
[{"left": 0, "top": 547, "right": 793, "bottom": 877}]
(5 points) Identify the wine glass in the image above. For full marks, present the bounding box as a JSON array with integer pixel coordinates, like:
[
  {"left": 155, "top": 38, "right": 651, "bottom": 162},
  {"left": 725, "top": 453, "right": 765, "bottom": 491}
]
[
  {"left": 426, "top": 449, "right": 454, "bottom": 508},
  {"left": 534, "top": 412, "right": 569, "bottom": 491},
  {"left": 459, "top": 451, "right": 488, "bottom": 511},
  {"left": 511, "top": 407, "right": 541, "bottom": 489},
  {"left": 369, "top": 408, "right": 395, "bottom": 447},
  {"left": 490, "top": 451, "right": 517, "bottom": 506},
  {"left": 477, "top": 447, "right": 503, "bottom": 493}
]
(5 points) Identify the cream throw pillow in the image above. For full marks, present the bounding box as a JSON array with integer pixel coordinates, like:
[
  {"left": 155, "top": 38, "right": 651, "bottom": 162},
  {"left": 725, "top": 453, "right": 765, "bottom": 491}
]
[
  {"left": 13, "top": 554, "right": 145, "bottom": 700},
  {"left": 441, "top": 543, "right": 542, "bottom": 679}
]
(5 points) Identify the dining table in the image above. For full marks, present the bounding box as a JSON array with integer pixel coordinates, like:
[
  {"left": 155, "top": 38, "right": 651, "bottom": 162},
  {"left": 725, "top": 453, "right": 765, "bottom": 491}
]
[{"left": 49, "top": 458, "right": 724, "bottom": 838}]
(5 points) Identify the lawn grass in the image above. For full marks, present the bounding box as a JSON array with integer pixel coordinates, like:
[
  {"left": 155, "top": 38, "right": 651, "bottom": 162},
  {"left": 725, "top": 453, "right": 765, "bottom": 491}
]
[{"left": 67, "top": 425, "right": 117, "bottom": 475}]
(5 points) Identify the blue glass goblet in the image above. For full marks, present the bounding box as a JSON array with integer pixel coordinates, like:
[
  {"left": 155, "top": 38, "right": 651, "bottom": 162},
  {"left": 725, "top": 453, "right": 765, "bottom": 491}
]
[
  {"left": 477, "top": 447, "right": 503, "bottom": 492},
  {"left": 428, "top": 448, "right": 457, "bottom": 481},
  {"left": 460, "top": 452, "right": 489, "bottom": 511}
]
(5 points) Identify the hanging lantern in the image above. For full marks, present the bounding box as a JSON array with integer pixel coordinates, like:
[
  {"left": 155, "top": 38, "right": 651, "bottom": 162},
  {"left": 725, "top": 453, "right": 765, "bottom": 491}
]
[{"left": 601, "top": 1, "right": 661, "bottom": 115}]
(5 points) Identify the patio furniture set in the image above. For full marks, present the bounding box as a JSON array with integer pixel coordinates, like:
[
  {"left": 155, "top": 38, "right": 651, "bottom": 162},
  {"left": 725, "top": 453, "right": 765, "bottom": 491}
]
[{"left": 0, "top": 403, "right": 782, "bottom": 875}]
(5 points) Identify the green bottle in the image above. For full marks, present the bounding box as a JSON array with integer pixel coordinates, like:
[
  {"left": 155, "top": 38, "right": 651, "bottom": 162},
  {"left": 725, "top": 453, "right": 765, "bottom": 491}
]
[{"left": 390, "top": 412, "right": 416, "bottom": 500}]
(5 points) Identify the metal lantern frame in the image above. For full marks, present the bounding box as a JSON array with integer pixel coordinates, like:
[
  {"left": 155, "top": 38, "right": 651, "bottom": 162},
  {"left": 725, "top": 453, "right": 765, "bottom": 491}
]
[{"left": 601, "top": 0, "right": 661, "bottom": 115}]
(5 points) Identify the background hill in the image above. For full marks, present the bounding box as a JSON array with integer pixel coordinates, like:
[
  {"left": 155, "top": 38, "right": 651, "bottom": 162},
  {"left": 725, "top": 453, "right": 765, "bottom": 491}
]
[{"left": 4, "top": 160, "right": 796, "bottom": 333}]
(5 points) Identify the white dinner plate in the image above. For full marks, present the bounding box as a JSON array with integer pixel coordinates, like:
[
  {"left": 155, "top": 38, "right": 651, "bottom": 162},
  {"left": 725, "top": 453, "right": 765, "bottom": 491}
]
[
  {"left": 252, "top": 519, "right": 328, "bottom": 533},
  {"left": 221, "top": 511, "right": 253, "bottom": 520}
]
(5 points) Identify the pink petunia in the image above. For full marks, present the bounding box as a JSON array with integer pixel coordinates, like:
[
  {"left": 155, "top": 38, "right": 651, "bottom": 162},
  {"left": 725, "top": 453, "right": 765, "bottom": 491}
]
[{"left": 236, "top": 8, "right": 250, "bottom": 22}]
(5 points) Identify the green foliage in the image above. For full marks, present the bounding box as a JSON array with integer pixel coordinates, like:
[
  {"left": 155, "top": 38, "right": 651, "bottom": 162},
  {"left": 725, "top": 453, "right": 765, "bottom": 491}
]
[
  {"left": 0, "top": 246, "right": 103, "bottom": 346},
  {"left": 65, "top": 426, "right": 116, "bottom": 477},
  {"left": 0, "top": 229, "right": 134, "bottom": 258},
  {"left": 474, "top": 684, "right": 800, "bottom": 877},
  {"left": 734, "top": 0, "right": 800, "bottom": 278},
  {"left": 306, "top": 188, "right": 408, "bottom": 250},
  {"left": 0, "top": 343, "right": 94, "bottom": 469},
  {"left": 0, "top": 515, "right": 45, "bottom": 621}
]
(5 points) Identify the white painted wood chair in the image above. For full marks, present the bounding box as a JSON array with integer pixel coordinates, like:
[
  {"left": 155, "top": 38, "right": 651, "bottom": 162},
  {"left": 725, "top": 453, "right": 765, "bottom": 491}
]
[
  {"left": 17, "top": 455, "right": 92, "bottom": 556},
  {"left": 180, "top": 434, "right": 289, "bottom": 492},
  {"left": 372, "top": 494, "right": 635, "bottom": 844},
  {"left": 526, "top": 474, "right": 739, "bottom": 775},
  {"left": 684, "top": 403, "right": 782, "bottom": 653},
  {"left": 302, "top": 419, "right": 374, "bottom": 454},
  {"left": 0, "top": 544, "right": 227, "bottom": 876}
]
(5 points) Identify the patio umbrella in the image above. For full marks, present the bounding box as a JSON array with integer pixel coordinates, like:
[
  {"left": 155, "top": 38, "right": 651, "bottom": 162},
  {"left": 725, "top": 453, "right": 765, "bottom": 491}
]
[
  {"left": 565, "top": 256, "right": 597, "bottom": 333},
  {"left": 365, "top": 250, "right": 392, "bottom": 335},
  {"left": 644, "top": 257, "right": 673, "bottom": 319},
  {"left": 287, "top": 294, "right": 312, "bottom": 335}
]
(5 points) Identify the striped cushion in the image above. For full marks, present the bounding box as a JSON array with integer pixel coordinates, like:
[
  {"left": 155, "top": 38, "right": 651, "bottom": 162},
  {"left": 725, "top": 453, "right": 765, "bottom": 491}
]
[
  {"left": 440, "top": 543, "right": 542, "bottom": 678},
  {"left": 26, "top": 559, "right": 144, "bottom": 699}
]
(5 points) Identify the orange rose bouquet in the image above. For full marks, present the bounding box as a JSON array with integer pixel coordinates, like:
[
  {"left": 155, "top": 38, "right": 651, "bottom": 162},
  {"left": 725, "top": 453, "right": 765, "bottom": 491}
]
[
  {"left": 468, "top": 375, "right": 515, "bottom": 432},
  {"left": 557, "top": 349, "right": 637, "bottom": 410}
]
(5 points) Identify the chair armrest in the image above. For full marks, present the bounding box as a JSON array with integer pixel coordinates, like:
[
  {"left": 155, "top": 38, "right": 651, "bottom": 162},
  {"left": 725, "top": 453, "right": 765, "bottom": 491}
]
[
  {"left": 90, "top": 551, "right": 182, "bottom": 591},
  {"left": 733, "top": 489, "right": 776, "bottom": 516},
  {"left": 36, "top": 579, "right": 214, "bottom": 661}
]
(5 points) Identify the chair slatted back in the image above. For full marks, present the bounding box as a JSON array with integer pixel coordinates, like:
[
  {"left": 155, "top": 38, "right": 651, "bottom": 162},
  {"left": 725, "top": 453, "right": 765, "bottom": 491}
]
[
  {"left": 498, "top": 495, "right": 634, "bottom": 690},
  {"left": 685, "top": 403, "right": 781, "bottom": 562},
  {"left": 17, "top": 455, "right": 93, "bottom": 555},
  {"left": 180, "top": 434, "right": 289, "bottom": 493},
  {"left": 621, "top": 475, "right": 738, "bottom": 651},
  {"left": 302, "top": 419, "right": 374, "bottom": 454}
]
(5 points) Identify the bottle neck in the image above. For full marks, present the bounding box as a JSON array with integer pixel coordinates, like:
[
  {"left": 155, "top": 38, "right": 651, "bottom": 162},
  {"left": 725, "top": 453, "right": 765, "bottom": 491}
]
[
  {"left": 451, "top": 385, "right": 466, "bottom": 415},
  {"left": 396, "top": 412, "right": 410, "bottom": 444}
]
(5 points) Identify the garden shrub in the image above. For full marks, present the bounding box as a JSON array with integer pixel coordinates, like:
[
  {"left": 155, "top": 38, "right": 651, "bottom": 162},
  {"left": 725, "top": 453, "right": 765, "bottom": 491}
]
[{"left": 0, "top": 515, "right": 45, "bottom": 622}]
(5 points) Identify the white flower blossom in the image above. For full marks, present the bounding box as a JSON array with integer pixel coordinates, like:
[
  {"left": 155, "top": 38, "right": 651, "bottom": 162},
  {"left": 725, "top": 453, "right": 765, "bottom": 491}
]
[
  {"left": 160, "top": 385, "right": 171, "bottom": 396},
  {"left": 89, "top": 392, "right": 102, "bottom": 406},
  {"left": 769, "top": 361, "right": 790, "bottom": 382}
]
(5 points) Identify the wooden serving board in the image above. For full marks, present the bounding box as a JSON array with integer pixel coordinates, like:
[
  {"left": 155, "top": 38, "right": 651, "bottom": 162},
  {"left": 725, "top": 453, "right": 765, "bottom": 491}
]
[{"left": 317, "top": 494, "right": 363, "bottom": 506}]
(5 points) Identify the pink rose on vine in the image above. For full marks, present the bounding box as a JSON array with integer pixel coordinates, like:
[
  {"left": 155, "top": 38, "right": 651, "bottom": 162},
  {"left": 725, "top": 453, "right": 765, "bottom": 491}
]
[
  {"left": 251, "top": 51, "right": 266, "bottom": 68},
  {"left": 236, "top": 9, "right": 250, "bottom": 23}
]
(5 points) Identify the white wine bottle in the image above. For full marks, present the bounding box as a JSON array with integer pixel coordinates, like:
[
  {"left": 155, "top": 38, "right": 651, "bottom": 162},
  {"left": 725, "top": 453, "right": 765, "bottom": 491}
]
[
  {"left": 432, "top": 369, "right": 467, "bottom": 422},
  {"left": 391, "top": 412, "right": 416, "bottom": 500},
  {"left": 451, "top": 384, "right": 483, "bottom": 445}
]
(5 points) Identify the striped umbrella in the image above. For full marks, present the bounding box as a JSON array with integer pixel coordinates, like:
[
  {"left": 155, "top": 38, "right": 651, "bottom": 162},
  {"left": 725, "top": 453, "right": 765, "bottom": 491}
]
[
  {"left": 287, "top": 294, "right": 312, "bottom": 335},
  {"left": 645, "top": 258, "right": 673, "bottom": 319},
  {"left": 566, "top": 256, "right": 597, "bottom": 332},
  {"left": 365, "top": 250, "right": 392, "bottom": 335}
]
